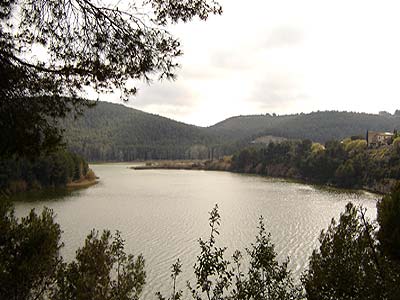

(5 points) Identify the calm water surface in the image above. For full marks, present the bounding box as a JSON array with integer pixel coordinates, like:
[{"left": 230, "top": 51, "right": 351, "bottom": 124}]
[{"left": 14, "top": 164, "right": 378, "bottom": 298}]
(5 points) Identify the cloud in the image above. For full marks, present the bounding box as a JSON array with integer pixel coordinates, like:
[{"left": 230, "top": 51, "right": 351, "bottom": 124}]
[
  {"left": 264, "top": 26, "right": 304, "bottom": 49},
  {"left": 117, "top": 80, "right": 201, "bottom": 121},
  {"left": 248, "top": 74, "right": 309, "bottom": 113},
  {"left": 210, "top": 49, "right": 256, "bottom": 70},
  {"left": 131, "top": 81, "right": 196, "bottom": 107},
  {"left": 133, "top": 103, "right": 195, "bottom": 121},
  {"left": 179, "top": 63, "right": 222, "bottom": 80},
  {"left": 96, "top": 0, "right": 400, "bottom": 126}
]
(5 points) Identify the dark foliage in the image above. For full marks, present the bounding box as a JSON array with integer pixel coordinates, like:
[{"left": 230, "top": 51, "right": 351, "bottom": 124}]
[
  {"left": 0, "top": 150, "right": 89, "bottom": 195},
  {"left": 210, "top": 111, "right": 400, "bottom": 143},
  {"left": 52, "top": 230, "right": 146, "bottom": 300},
  {"left": 0, "top": 96, "right": 93, "bottom": 157},
  {"left": 62, "top": 103, "right": 400, "bottom": 162},
  {"left": 161, "top": 205, "right": 301, "bottom": 300},
  {"left": 231, "top": 138, "right": 399, "bottom": 191},
  {"left": 62, "top": 102, "right": 241, "bottom": 161},
  {"left": 0, "top": 0, "right": 221, "bottom": 156},
  {"left": 0, "top": 202, "right": 146, "bottom": 300},
  {"left": 2, "top": 198, "right": 400, "bottom": 299},
  {"left": 302, "top": 200, "right": 400, "bottom": 300},
  {"left": 187, "top": 205, "right": 233, "bottom": 300},
  {"left": 0, "top": 203, "right": 62, "bottom": 300},
  {"left": 242, "top": 217, "right": 301, "bottom": 300},
  {"left": 377, "top": 184, "right": 400, "bottom": 261},
  {"left": 302, "top": 203, "right": 386, "bottom": 300}
]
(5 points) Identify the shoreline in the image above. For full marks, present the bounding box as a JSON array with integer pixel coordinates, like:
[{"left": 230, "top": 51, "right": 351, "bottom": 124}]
[
  {"left": 66, "top": 177, "right": 99, "bottom": 189},
  {"left": 131, "top": 160, "right": 208, "bottom": 171},
  {"left": 2, "top": 170, "right": 99, "bottom": 199},
  {"left": 130, "top": 160, "right": 387, "bottom": 195}
]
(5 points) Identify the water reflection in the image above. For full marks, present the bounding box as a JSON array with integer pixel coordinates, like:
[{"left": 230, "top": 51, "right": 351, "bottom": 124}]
[
  {"left": 10, "top": 188, "right": 76, "bottom": 202},
  {"left": 13, "top": 164, "right": 378, "bottom": 298}
]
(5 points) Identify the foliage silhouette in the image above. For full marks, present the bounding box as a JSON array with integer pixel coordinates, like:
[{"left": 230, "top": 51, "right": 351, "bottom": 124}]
[
  {"left": 0, "top": 202, "right": 62, "bottom": 300},
  {"left": 302, "top": 202, "right": 400, "bottom": 300},
  {"left": 2, "top": 199, "right": 400, "bottom": 300},
  {"left": 231, "top": 137, "right": 400, "bottom": 192},
  {"left": 0, "top": 150, "right": 89, "bottom": 195},
  {"left": 377, "top": 183, "right": 400, "bottom": 261},
  {"left": 52, "top": 230, "right": 146, "bottom": 300},
  {"left": 163, "top": 205, "right": 301, "bottom": 300},
  {"left": 0, "top": 0, "right": 222, "bottom": 156}
]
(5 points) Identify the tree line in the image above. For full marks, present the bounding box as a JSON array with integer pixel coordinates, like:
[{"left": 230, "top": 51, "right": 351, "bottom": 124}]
[
  {"left": 231, "top": 137, "right": 400, "bottom": 192},
  {"left": 0, "top": 150, "right": 90, "bottom": 195},
  {"left": 1, "top": 186, "right": 400, "bottom": 299},
  {"left": 210, "top": 111, "right": 400, "bottom": 143},
  {"left": 62, "top": 102, "right": 400, "bottom": 162},
  {"left": 1, "top": 0, "right": 222, "bottom": 158},
  {"left": 62, "top": 102, "right": 243, "bottom": 161}
]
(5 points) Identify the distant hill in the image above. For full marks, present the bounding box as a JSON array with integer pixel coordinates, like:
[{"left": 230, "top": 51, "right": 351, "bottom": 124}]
[
  {"left": 63, "top": 102, "right": 400, "bottom": 161},
  {"left": 209, "top": 111, "right": 400, "bottom": 142},
  {"left": 62, "top": 102, "right": 236, "bottom": 161}
]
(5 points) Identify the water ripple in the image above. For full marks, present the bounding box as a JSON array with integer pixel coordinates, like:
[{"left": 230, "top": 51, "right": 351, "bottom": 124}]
[{"left": 14, "top": 164, "right": 378, "bottom": 298}]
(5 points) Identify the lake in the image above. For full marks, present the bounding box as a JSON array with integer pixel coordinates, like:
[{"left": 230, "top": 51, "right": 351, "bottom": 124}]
[{"left": 14, "top": 163, "right": 379, "bottom": 298}]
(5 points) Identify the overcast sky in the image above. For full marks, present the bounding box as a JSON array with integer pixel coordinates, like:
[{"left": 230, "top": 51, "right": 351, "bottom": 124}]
[{"left": 97, "top": 0, "right": 400, "bottom": 126}]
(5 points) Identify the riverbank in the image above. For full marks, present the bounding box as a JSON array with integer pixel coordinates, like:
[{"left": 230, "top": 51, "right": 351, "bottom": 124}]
[
  {"left": 66, "top": 168, "right": 99, "bottom": 189},
  {"left": 1, "top": 168, "right": 99, "bottom": 197},
  {"left": 0, "top": 150, "right": 96, "bottom": 197},
  {"left": 131, "top": 158, "right": 231, "bottom": 171},
  {"left": 66, "top": 178, "right": 99, "bottom": 189},
  {"left": 131, "top": 159, "right": 394, "bottom": 195}
]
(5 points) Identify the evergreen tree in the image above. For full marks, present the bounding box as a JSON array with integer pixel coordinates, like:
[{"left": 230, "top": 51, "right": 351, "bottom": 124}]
[
  {"left": 302, "top": 203, "right": 386, "bottom": 300},
  {"left": 0, "top": 0, "right": 222, "bottom": 156},
  {"left": 0, "top": 202, "right": 62, "bottom": 300},
  {"left": 377, "top": 184, "right": 400, "bottom": 261},
  {"left": 244, "top": 217, "right": 301, "bottom": 300},
  {"left": 52, "top": 230, "right": 146, "bottom": 300}
]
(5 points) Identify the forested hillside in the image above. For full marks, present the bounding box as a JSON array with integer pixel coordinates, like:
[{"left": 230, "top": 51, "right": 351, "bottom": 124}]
[
  {"left": 64, "top": 102, "right": 400, "bottom": 161},
  {"left": 230, "top": 137, "right": 400, "bottom": 193},
  {"left": 62, "top": 102, "right": 240, "bottom": 161},
  {"left": 210, "top": 111, "right": 400, "bottom": 142}
]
